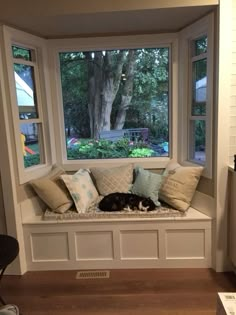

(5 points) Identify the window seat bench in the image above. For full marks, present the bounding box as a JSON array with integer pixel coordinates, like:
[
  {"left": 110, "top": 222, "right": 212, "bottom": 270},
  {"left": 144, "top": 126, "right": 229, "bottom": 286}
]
[{"left": 21, "top": 196, "right": 212, "bottom": 271}]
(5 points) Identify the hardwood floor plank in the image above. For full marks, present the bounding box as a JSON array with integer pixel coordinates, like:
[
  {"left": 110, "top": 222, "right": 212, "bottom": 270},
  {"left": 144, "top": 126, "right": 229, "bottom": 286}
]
[{"left": 1, "top": 269, "right": 235, "bottom": 315}]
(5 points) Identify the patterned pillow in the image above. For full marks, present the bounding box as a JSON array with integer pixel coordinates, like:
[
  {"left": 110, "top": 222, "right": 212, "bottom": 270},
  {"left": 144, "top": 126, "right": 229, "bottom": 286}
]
[
  {"left": 61, "top": 169, "right": 99, "bottom": 213},
  {"left": 30, "top": 166, "right": 73, "bottom": 214},
  {"left": 90, "top": 164, "right": 133, "bottom": 196},
  {"left": 159, "top": 160, "right": 204, "bottom": 212},
  {"left": 131, "top": 167, "right": 162, "bottom": 206}
]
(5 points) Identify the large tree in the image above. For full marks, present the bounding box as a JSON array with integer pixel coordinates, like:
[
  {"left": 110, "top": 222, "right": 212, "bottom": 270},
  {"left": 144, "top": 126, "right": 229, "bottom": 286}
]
[
  {"left": 60, "top": 47, "right": 169, "bottom": 141},
  {"left": 86, "top": 50, "right": 126, "bottom": 138},
  {"left": 114, "top": 50, "right": 136, "bottom": 130}
]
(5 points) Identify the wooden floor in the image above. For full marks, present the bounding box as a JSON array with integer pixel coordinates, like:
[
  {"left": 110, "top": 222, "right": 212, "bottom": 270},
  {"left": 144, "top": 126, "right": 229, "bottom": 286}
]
[{"left": 1, "top": 269, "right": 236, "bottom": 315}]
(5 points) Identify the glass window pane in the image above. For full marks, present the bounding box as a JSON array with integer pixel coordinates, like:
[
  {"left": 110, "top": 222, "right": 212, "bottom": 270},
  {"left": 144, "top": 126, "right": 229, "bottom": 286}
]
[
  {"left": 14, "top": 64, "right": 38, "bottom": 119},
  {"left": 12, "top": 45, "right": 32, "bottom": 61},
  {"left": 60, "top": 47, "right": 169, "bottom": 160},
  {"left": 192, "top": 59, "right": 207, "bottom": 116},
  {"left": 20, "top": 123, "right": 44, "bottom": 168},
  {"left": 189, "top": 120, "right": 205, "bottom": 164},
  {"left": 194, "top": 36, "right": 207, "bottom": 56}
]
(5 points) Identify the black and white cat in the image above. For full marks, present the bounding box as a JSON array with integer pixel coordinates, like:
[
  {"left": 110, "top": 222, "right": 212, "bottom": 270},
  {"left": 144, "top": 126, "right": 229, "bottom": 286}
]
[{"left": 98, "top": 192, "right": 156, "bottom": 212}]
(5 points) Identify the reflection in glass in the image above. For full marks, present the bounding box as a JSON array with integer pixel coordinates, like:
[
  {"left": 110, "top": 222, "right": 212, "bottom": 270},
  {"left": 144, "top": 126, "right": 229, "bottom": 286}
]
[
  {"left": 190, "top": 120, "right": 205, "bottom": 164},
  {"left": 12, "top": 46, "right": 32, "bottom": 61},
  {"left": 20, "top": 123, "right": 44, "bottom": 168},
  {"left": 194, "top": 36, "right": 207, "bottom": 56},
  {"left": 14, "top": 64, "right": 38, "bottom": 119},
  {"left": 192, "top": 59, "right": 207, "bottom": 116}
]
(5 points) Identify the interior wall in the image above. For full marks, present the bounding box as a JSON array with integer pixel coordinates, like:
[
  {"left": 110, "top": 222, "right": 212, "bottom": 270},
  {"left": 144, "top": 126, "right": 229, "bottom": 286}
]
[
  {"left": 229, "top": 1, "right": 236, "bottom": 166},
  {"left": 213, "top": 0, "right": 232, "bottom": 272},
  {"left": 0, "top": 172, "right": 7, "bottom": 234}
]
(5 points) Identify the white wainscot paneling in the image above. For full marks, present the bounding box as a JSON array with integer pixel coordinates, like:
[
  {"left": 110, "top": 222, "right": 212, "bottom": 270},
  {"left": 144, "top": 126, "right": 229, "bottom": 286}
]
[
  {"left": 230, "top": 136, "right": 236, "bottom": 146},
  {"left": 120, "top": 230, "right": 159, "bottom": 260},
  {"left": 75, "top": 231, "right": 114, "bottom": 260},
  {"left": 230, "top": 116, "right": 236, "bottom": 125},
  {"left": 231, "top": 96, "right": 236, "bottom": 107},
  {"left": 31, "top": 232, "right": 69, "bottom": 261},
  {"left": 23, "top": 207, "right": 212, "bottom": 271},
  {"left": 166, "top": 229, "right": 205, "bottom": 259}
]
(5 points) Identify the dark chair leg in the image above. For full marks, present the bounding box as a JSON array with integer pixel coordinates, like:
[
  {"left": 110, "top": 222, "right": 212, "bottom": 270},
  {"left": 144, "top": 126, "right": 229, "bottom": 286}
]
[
  {"left": 0, "top": 295, "right": 6, "bottom": 305},
  {"left": 0, "top": 267, "right": 7, "bottom": 305}
]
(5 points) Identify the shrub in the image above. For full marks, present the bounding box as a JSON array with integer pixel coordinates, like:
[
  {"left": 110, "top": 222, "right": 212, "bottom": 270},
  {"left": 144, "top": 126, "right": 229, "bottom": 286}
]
[
  {"left": 24, "top": 154, "right": 40, "bottom": 168},
  {"left": 67, "top": 138, "right": 157, "bottom": 159},
  {"left": 129, "top": 147, "right": 155, "bottom": 157}
]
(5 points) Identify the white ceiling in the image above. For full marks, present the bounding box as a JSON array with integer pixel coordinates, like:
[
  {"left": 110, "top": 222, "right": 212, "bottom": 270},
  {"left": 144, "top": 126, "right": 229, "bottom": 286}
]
[{"left": 0, "top": 2, "right": 217, "bottom": 38}]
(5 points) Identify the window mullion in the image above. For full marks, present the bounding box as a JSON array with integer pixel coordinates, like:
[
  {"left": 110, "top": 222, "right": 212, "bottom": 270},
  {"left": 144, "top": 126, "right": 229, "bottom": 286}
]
[
  {"left": 191, "top": 52, "right": 207, "bottom": 63},
  {"left": 13, "top": 59, "right": 35, "bottom": 67},
  {"left": 189, "top": 116, "right": 206, "bottom": 120}
]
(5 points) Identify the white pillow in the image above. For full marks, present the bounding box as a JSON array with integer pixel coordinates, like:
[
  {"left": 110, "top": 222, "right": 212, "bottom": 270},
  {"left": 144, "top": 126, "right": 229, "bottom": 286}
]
[{"left": 61, "top": 169, "right": 99, "bottom": 213}]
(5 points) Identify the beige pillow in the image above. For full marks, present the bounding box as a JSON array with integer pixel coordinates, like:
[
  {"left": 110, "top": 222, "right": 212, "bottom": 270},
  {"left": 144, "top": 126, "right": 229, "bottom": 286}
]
[
  {"left": 30, "top": 166, "right": 73, "bottom": 213},
  {"left": 91, "top": 164, "right": 133, "bottom": 196},
  {"left": 159, "top": 160, "right": 203, "bottom": 212}
]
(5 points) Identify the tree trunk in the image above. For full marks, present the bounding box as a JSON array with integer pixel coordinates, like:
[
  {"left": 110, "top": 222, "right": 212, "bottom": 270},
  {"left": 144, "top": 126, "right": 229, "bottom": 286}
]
[
  {"left": 87, "top": 52, "right": 103, "bottom": 139},
  {"left": 114, "top": 50, "right": 136, "bottom": 130},
  {"left": 100, "top": 51, "right": 126, "bottom": 130},
  {"left": 87, "top": 50, "right": 127, "bottom": 137}
]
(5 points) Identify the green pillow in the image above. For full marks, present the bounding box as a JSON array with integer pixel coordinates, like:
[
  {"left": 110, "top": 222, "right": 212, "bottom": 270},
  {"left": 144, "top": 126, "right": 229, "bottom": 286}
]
[{"left": 131, "top": 167, "right": 162, "bottom": 206}]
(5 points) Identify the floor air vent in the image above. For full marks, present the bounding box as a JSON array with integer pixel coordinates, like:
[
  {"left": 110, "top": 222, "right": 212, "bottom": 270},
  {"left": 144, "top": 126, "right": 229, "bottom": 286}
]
[{"left": 76, "top": 270, "right": 110, "bottom": 279}]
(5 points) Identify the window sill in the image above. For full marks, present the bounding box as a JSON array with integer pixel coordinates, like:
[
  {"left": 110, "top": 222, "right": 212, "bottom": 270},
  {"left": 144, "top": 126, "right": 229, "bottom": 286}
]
[
  {"left": 61, "top": 156, "right": 171, "bottom": 172},
  {"left": 181, "top": 160, "right": 211, "bottom": 179},
  {"left": 19, "top": 164, "right": 52, "bottom": 184}
]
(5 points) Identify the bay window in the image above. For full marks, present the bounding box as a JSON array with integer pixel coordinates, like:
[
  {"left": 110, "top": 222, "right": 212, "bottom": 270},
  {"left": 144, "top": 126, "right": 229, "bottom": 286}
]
[
  {"left": 3, "top": 27, "right": 52, "bottom": 183},
  {"left": 13, "top": 45, "right": 45, "bottom": 169},
  {"left": 189, "top": 36, "right": 207, "bottom": 164},
  {"left": 179, "top": 14, "right": 214, "bottom": 179},
  {"left": 51, "top": 34, "right": 178, "bottom": 169}
]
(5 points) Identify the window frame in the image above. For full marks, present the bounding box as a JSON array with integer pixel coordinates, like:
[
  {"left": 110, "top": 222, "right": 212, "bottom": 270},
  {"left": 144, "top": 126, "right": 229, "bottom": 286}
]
[
  {"left": 179, "top": 14, "right": 214, "bottom": 179},
  {"left": 3, "top": 26, "right": 53, "bottom": 183},
  {"left": 188, "top": 44, "right": 207, "bottom": 164},
  {"left": 49, "top": 33, "right": 178, "bottom": 171}
]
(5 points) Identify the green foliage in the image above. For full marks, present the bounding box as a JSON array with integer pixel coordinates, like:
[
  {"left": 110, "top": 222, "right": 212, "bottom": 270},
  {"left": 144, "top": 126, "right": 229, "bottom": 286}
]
[
  {"left": 195, "top": 120, "right": 205, "bottom": 150},
  {"left": 24, "top": 154, "right": 40, "bottom": 168},
  {"left": 59, "top": 52, "right": 90, "bottom": 137},
  {"left": 12, "top": 46, "right": 31, "bottom": 60},
  {"left": 129, "top": 148, "right": 155, "bottom": 158},
  {"left": 67, "top": 139, "right": 157, "bottom": 159},
  {"left": 13, "top": 46, "right": 35, "bottom": 89},
  {"left": 194, "top": 36, "right": 207, "bottom": 56},
  {"left": 60, "top": 47, "right": 170, "bottom": 145}
]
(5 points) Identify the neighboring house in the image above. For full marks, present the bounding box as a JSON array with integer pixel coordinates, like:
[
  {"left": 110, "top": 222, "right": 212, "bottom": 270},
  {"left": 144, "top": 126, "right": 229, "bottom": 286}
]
[
  {"left": 15, "top": 72, "right": 37, "bottom": 142},
  {"left": 195, "top": 77, "right": 207, "bottom": 103},
  {"left": 15, "top": 72, "right": 34, "bottom": 110}
]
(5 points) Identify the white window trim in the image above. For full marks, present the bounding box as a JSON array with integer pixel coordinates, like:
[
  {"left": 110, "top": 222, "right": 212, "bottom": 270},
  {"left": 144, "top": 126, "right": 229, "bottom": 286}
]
[
  {"left": 3, "top": 26, "right": 53, "bottom": 183},
  {"left": 179, "top": 13, "right": 214, "bottom": 179},
  {"left": 48, "top": 33, "right": 178, "bottom": 171}
]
